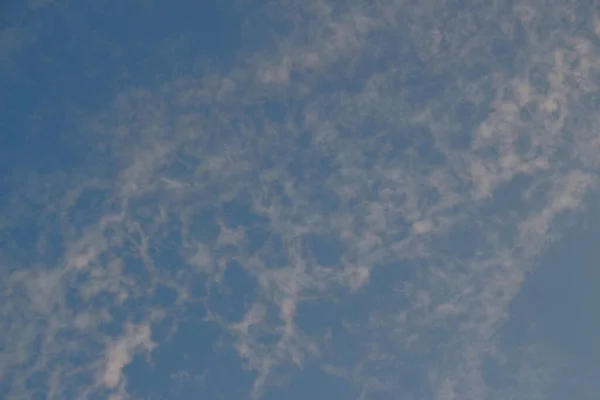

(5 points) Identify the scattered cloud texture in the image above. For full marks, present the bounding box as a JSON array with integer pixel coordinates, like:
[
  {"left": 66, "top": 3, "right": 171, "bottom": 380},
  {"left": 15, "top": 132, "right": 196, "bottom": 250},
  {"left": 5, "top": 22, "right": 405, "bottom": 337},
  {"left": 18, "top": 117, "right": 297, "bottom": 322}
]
[{"left": 1, "top": 0, "right": 600, "bottom": 399}]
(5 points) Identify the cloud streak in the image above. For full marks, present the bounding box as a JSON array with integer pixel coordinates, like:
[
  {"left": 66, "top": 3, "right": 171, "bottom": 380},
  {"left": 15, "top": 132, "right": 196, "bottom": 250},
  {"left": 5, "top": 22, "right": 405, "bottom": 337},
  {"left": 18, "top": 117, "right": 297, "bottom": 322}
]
[{"left": 1, "top": 0, "right": 600, "bottom": 399}]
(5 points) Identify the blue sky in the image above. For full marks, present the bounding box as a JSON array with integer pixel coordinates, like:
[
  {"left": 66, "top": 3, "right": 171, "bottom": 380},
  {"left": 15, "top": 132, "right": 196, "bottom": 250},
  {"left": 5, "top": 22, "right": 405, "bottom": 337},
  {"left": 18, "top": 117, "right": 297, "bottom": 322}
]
[{"left": 1, "top": 1, "right": 600, "bottom": 399}]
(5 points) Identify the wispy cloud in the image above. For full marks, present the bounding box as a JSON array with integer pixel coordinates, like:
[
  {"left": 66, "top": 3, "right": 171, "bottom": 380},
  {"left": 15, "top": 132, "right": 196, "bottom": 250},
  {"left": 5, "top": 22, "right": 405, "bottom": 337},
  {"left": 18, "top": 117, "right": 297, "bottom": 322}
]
[
  {"left": 2, "top": 0, "right": 600, "bottom": 399},
  {"left": 101, "top": 323, "right": 156, "bottom": 390}
]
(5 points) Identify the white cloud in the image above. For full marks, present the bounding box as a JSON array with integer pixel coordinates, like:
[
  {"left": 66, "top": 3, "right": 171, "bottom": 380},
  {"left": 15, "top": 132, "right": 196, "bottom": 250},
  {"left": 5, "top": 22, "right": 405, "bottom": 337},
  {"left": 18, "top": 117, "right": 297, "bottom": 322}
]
[{"left": 101, "top": 323, "right": 156, "bottom": 390}]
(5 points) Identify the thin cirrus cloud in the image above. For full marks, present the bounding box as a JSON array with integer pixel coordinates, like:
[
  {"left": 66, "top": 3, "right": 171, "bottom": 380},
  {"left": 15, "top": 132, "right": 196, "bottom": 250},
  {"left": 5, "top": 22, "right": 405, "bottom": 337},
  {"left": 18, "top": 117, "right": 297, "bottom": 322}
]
[{"left": 1, "top": 0, "right": 600, "bottom": 400}]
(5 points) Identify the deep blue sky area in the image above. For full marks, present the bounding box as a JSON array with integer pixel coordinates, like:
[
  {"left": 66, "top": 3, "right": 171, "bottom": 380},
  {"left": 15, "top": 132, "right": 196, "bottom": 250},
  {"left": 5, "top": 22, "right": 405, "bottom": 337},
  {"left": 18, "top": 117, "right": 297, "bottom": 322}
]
[
  {"left": 1, "top": 1, "right": 600, "bottom": 400},
  {"left": 1, "top": 0, "right": 244, "bottom": 179}
]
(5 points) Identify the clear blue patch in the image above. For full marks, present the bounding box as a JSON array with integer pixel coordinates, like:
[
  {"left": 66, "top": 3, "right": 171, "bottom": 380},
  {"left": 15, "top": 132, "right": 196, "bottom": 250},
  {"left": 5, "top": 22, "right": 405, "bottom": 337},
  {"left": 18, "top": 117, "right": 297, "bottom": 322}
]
[
  {"left": 186, "top": 277, "right": 210, "bottom": 300},
  {"left": 481, "top": 354, "right": 512, "bottom": 390},
  {"left": 506, "top": 207, "right": 600, "bottom": 369},
  {"left": 153, "top": 284, "right": 178, "bottom": 308},
  {"left": 263, "top": 99, "right": 287, "bottom": 123},
  {"left": 294, "top": 298, "right": 348, "bottom": 339},
  {"left": 303, "top": 233, "right": 344, "bottom": 267},
  {"left": 287, "top": 151, "right": 336, "bottom": 185},
  {"left": 188, "top": 208, "right": 221, "bottom": 245},
  {"left": 0, "top": 99, "right": 85, "bottom": 179},
  {"left": 24, "top": 369, "right": 48, "bottom": 394},
  {"left": 125, "top": 313, "right": 252, "bottom": 399},
  {"left": 0, "top": 215, "right": 41, "bottom": 263},
  {"left": 67, "top": 187, "right": 109, "bottom": 228},
  {"left": 262, "top": 362, "right": 357, "bottom": 400},
  {"left": 490, "top": 36, "right": 520, "bottom": 73},
  {"left": 221, "top": 196, "right": 268, "bottom": 229},
  {"left": 206, "top": 260, "right": 256, "bottom": 323},
  {"left": 246, "top": 224, "right": 271, "bottom": 252}
]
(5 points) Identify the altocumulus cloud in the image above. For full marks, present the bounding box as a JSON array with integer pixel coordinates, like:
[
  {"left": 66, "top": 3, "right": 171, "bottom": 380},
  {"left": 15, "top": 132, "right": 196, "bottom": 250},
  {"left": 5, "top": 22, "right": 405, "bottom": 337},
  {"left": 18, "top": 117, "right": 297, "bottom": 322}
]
[{"left": 1, "top": 0, "right": 600, "bottom": 399}]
